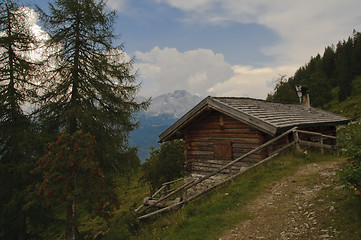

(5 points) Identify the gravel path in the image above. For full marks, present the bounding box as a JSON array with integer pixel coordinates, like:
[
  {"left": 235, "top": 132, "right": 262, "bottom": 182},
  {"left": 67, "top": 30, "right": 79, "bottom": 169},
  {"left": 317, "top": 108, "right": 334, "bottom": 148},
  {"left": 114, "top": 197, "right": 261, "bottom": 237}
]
[{"left": 219, "top": 160, "right": 343, "bottom": 240}]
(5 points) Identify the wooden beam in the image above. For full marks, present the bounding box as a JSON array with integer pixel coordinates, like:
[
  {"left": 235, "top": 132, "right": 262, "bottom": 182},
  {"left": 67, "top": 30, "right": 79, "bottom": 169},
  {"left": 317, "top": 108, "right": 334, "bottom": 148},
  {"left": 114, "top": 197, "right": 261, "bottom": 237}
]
[
  {"left": 136, "top": 179, "right": 195, "bottom": 215},
  {"left": 162, "top": 178, "right": 184, "bottom": 186},
  {"left": 219, "top": 114, "right": 225, "bottom": 129},
  {"left": 151, "top": 185, "right": 167, "bottom": 198},
  {"left": 293, "top": 129, "right": 337, "bottom": 139},
  {"left": 298, "top": 140, "right": 336, "bottom": 150}
]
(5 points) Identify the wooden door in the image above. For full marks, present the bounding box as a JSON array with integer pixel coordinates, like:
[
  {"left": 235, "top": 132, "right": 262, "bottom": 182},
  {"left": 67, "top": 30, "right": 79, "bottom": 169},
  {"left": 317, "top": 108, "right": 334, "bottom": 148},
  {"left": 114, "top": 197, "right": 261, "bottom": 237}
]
[{"left": 213, "top": 140, "right": 233, "bottom": 160}]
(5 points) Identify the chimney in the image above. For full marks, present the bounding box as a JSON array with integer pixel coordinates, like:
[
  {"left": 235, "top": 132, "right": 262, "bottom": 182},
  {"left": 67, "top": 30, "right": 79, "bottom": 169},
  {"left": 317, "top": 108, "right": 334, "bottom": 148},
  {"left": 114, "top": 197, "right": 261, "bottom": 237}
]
[{"left": 295, "top": 85, "right": 310, "bottom": 108}]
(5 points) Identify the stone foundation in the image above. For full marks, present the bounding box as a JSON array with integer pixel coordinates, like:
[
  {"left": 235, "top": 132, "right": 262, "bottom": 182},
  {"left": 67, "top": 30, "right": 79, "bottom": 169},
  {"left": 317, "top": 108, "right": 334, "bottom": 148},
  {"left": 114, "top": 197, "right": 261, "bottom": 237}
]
[{"left": 183, "top": 173, "right": 228, "bottom": 200}]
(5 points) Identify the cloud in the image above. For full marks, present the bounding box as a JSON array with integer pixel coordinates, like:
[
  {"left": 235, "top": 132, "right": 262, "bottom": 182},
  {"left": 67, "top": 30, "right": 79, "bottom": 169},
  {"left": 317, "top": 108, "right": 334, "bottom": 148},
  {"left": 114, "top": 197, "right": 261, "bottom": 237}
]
[
  {"left": 156, "top": 0, "right": 361, "bottom": 66},
  {"left": 119, "top": 1, "right": 361, "bottom": 99},
  {"left": 208, "top": 65, "right": 298, "bottom": 98},
  {"left": 135, "top": 47, "right": 234, "bottom": 97},
  {"left": 107, "top": 0, "right": 127, "bottom": 12},
  {"left": 155, "top": 0, "right": 216, "bottom": 12},
  {"left": 135, "top": 47, "right": 299, "bottom": 99}
]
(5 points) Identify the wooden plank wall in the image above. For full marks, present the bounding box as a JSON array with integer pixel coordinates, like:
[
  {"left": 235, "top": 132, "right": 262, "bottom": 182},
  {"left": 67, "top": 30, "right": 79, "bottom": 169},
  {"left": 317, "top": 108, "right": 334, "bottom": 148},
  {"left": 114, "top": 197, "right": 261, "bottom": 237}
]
[{"left": 183, "top": 110, "right": 265, "bottom": 175}]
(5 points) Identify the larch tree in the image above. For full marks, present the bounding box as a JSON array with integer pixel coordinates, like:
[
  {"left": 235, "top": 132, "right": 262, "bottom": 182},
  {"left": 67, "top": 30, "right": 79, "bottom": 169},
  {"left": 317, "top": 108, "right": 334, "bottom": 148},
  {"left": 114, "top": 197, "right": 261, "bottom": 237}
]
[
  {"left": 0, "top": 0, "right": 43, "bottom": 239},
  {"left": 34, "top": 0, "right": 148, "bottom": 239},
  {"left": 36, "top": 0, "right": 148, "bottom": 173}
]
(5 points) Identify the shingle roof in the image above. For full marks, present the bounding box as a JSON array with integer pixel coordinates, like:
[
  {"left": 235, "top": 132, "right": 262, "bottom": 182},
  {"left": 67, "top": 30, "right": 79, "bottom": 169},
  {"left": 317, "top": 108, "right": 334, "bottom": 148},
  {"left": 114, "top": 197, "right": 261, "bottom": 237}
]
[{"left": 159, "top": 96, "right": 350, "bottom": 142}]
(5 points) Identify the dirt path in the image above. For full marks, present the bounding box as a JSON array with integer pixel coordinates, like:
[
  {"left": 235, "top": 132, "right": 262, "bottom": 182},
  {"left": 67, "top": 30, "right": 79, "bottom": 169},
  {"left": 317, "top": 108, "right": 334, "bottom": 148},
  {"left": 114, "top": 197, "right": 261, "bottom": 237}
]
[{"left": 219, "top": 160, "right": 343, "bottom": 240}]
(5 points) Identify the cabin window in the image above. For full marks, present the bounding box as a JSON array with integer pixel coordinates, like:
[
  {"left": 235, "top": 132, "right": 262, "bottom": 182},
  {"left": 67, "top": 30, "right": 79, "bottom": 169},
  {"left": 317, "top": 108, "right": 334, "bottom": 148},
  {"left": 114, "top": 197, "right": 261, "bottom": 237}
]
[{"left": 213, "top": 141, "right": 233, "bottom": 160}]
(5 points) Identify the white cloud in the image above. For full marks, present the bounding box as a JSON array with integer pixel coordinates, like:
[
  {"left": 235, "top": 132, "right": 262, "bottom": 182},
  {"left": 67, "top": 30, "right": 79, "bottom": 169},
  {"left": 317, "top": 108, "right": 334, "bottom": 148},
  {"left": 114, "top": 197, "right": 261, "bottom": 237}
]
[
  {"left": 156, "top": 0, "right": 361, "bottom": 66},
  {"left": 135, "top": 47, "right": 300, "bottom": 99},
  {"left": 155, "top": 0, "right": 216, "bottom": 12},
  {"left": 107, "top": 0, "right": 127, "bottom": 12},
  {"left": 135, "top": 47, "right": 234, "bottom": 97},
  {"left": 208, "top": 65, "right": 298, "bottom": 98},
  {"left": 120, "top": 1, "right": 361, "bottom": 99}
]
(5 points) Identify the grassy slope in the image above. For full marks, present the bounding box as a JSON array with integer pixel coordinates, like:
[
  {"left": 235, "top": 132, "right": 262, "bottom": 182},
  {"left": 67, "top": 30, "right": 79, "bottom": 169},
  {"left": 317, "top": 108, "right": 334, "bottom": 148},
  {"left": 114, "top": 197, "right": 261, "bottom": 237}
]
[
  {"left": 104, "top": 172, "right": 151, "bottom": 239},
  {"left": 315, "top": 177, "right": 361, "bottom": 240},
  {"left": 104, "top": 151, "right": 361, "bottom": 240},
  {"left": 325, "top": 94, "right": 361, "bottom": 121}
]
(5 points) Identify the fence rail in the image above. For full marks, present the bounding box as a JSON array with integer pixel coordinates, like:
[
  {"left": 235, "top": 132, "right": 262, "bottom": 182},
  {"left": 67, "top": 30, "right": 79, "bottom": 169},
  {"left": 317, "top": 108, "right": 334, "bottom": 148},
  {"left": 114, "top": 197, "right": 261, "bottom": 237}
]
[{"left": 136, "top": 128, "right": 339, "bottom": 219}]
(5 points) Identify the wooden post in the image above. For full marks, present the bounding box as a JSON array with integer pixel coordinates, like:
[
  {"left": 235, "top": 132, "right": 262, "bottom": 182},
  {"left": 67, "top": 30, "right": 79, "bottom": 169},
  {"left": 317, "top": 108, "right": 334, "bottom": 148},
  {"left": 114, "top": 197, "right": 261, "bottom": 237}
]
[
  {"left": 293, "top": 130, "right": 301, "bottom": 151},
  {"left": 320, "top": 135, "right": 324, "bottom": 154}
]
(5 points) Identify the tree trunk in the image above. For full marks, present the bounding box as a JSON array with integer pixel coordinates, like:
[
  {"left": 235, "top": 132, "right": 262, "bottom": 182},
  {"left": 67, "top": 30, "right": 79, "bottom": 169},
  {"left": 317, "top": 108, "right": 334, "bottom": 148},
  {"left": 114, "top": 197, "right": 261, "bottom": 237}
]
[
  {"left": 65, "top": 198, "right": 77, "bottom": 240},
  {"left": 17, "top": 209, "right": 27, "bottom": 240}
]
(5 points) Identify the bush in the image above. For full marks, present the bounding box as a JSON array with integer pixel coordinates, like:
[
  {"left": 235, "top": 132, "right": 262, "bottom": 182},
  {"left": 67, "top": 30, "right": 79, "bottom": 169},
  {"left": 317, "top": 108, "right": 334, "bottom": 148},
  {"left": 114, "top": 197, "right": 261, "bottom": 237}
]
[
  {"left": 141, "top": 140, "right": 184, "bottom": 193},
  {"left": 338, "top": 121, "right": 361, "bottom": 195}
]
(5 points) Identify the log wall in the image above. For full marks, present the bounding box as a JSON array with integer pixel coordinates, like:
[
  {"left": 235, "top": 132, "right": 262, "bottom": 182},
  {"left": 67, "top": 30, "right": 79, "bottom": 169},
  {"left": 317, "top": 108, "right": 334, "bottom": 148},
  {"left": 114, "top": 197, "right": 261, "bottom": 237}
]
[
  {"left": 183, "top": 110, "right": 266, "bottom": 175},
  {"left": 182, "top": 110, "right": 338, "bottom": 176}
]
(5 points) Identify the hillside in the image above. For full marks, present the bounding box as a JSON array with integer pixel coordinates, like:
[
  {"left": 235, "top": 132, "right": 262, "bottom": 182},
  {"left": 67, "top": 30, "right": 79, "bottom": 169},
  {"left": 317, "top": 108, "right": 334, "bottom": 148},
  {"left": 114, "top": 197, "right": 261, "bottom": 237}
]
[
  {"left": 267, "top": 30, "right": 361, "bottom": 120},
  {"left": 103, "top": 152, "right": 361, "bottom": 239},
  {"left": 118, "top": 32, "right": 361, "bottom": 240},
  {"left": 220, "top": 160, "right": 344, "bottom": 239}
]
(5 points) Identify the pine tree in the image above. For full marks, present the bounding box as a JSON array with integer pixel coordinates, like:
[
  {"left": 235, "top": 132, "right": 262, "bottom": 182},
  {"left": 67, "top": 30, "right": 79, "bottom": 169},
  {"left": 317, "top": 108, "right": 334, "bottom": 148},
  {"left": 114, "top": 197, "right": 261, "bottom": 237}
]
[
  {"left": 36, "top": 0, "right": 148, "bottom": 172},
  {"left": 335, "top": 39, "right": 353, "bottom": 101},
  {"left": 266, "top": 75, "right": 298, "bottom": 103},
  {"left": 35, "top": 1, "right": 148, "bottom": 238},
  {"left": 0, "top": 0, "right": 42, "bottom": 239},
  {"left": 273, "top": 31, "right": 361, "bottom": 107}
]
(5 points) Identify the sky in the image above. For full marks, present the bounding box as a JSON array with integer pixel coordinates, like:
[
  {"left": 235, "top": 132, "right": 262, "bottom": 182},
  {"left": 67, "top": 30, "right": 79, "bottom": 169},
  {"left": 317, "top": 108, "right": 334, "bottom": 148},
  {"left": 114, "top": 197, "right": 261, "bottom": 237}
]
[{"left": 25, "top": 0, "right": 361, "bottom": 99}]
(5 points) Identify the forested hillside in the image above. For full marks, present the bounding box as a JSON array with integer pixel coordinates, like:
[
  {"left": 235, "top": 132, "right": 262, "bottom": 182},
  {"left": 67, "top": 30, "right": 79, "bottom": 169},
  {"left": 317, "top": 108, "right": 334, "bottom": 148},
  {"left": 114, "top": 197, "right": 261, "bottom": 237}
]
[{"left": 267, "top": 30, "right": 361, "bottom": 120}]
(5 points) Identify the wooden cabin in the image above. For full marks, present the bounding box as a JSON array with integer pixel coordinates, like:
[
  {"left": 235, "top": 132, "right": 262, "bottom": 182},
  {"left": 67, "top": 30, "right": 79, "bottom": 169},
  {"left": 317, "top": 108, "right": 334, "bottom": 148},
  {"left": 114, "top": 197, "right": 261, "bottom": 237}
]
[{"left": 159, "top": 97, "right": 349, "bottom": 177}]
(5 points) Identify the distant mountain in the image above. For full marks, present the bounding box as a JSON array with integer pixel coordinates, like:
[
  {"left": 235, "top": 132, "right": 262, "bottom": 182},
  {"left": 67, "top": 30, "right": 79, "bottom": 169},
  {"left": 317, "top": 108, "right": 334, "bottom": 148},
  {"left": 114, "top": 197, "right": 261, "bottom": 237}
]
[
  {"left": 146, "top": 90, "right": 203, "bottom": 118},
  {"left": 129, "top": 90, "right": 202, "bottom": 161}
]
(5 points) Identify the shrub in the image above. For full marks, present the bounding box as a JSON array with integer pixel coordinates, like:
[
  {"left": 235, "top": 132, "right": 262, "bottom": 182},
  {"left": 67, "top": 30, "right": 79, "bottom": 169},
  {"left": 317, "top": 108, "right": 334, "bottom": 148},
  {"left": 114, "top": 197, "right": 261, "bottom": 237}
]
[
  {"left": 29, "top": 130, "right": 119, "bottom": 238},
  {"left": 141, "top": 140, "right": 184, "bottom": 193},
  {"left": 338, "top": 121, "right": 361, "bottom": 195}
]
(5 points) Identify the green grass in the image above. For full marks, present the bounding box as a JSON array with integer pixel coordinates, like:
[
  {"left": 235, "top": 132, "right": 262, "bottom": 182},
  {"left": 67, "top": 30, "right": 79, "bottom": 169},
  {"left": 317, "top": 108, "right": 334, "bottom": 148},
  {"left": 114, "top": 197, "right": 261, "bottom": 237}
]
[
  {"left": 104, "top": 172, "right": 150, "bottom": 239},
  {"left": 122, "top": 151, "right": 337, "bottom": 240},
  {"left": 102, "top": 151, "right": 361, "bottom": 240},
  {"left": 312, "top": 175, "right": 361, "bottom": 240},
  {"left": 326, "top": 94, "right": 361, "bottom": 120}
]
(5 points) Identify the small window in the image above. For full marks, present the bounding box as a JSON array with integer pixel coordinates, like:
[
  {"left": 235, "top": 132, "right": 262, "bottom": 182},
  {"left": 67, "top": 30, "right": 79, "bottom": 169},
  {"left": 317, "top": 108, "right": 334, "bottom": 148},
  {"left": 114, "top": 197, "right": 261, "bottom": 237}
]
[{"left": 213, "top": 141, "right": 233, "bottom": 160}]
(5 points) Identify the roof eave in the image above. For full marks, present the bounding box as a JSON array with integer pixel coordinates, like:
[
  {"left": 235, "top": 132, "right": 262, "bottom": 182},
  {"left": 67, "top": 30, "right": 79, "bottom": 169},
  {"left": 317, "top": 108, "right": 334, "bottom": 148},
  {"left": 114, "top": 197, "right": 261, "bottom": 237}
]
[
  {"left": 275, "top": 119, "right": 350, "bottom": 134},
  {"left": 208, "top": 98, "right": 278, "bottom": 136},
  {"left": 158, "top": 96, "right": 280, "bottom": 142},
  {"left": 158, "top": 97, "right": 212, "bottom": 142}
]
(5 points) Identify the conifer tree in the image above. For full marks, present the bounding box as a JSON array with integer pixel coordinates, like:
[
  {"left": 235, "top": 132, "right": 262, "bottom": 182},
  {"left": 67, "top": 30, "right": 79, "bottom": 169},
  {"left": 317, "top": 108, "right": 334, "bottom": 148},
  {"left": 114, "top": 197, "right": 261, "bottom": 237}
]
[
  {"left": 36, "top": 0, "right": 148, "bottom": 172},
  {"left": 35, "top": 1, "right": 148, "bottom": 238},
  {"left": 0, "top": 0, "right": 42, "bottom": 239}
]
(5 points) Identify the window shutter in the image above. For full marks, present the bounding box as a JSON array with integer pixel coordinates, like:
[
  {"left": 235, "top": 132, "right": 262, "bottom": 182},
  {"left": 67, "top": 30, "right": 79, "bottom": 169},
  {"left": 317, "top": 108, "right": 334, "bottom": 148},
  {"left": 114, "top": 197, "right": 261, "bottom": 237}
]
[{"left": 213, "top": 141, "right": 233, "bottom": 160}]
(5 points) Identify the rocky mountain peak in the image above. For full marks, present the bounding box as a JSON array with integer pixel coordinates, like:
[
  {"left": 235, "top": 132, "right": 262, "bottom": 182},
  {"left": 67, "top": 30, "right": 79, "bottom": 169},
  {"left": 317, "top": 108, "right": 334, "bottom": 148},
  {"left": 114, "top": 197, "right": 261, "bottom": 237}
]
[{"left": 145, "top": 90, "right": 202, "bottom": 118}]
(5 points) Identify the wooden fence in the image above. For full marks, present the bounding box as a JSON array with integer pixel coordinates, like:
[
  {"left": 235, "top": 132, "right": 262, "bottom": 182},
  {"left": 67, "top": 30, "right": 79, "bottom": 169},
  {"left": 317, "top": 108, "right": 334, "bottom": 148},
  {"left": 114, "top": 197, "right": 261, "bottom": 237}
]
[{"left": 135, "top": 127, "right": 339, "bottom": 220}]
